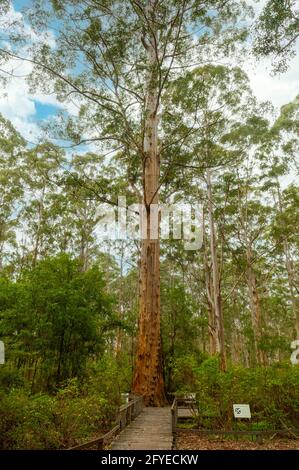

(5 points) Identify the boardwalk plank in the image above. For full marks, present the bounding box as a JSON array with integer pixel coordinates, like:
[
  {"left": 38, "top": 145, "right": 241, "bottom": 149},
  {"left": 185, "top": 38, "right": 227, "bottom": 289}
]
[{"left": 112, "top": 407, "right": 172, "bottom": 450}]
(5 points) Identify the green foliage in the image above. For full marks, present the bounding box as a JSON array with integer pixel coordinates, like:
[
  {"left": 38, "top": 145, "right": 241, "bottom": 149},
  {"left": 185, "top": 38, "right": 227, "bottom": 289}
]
[
  {"left": 0, "top": 378, "right": 118, "bottom": 449},
  {"left": 0, "top": 254, "right": 116, "bottom": 390},
  {"left": 171, "top": 354, "right": 206, "bottom": 393},
  {"left": 0, "top": 365, "right": 24, "bottom": 391},
  {"left": 254, "top": 0, "right": 299, "bottom": 72},
  {"left": 87, "top": 353, "right": 132, "bottom": 399},
  {"left": 161, "top": 273, "right": 207, "bottom": 391},
  {"left": 195, "top": 359, "right": 299, "bottom": 430}
]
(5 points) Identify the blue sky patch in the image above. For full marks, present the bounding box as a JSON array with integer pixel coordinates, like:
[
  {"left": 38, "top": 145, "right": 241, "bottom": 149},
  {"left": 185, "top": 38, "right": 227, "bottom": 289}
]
[
  {"left": 13, "top": 0, "right": 29, "bottom": 12},
  {"left": 34, "top": 101, "right": 58, "bottom": 120}
]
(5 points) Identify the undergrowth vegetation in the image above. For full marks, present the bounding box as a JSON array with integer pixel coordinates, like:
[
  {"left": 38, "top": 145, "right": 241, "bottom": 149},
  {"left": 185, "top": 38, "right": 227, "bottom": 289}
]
[
  {"left": 175, "top": 357, "right": 299, "bottom": 431},
  {"left": 0, "top": 356, "right": 131, "bottom": 449}
]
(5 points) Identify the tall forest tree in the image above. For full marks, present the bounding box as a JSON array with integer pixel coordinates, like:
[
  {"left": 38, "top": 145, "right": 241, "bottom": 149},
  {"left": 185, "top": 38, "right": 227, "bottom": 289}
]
[{"left": 0, "top": 0, "right": 250, "bottom": 404}]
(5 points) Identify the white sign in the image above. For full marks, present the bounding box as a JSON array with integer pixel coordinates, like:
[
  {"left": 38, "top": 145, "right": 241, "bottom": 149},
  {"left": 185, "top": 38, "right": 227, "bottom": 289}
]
[
  {"left": 0, "top": 341, "right": 4, "bottom": 364},
  {"left": 233, "top": 404, "right": 251, "bottom": 419},
  {"left": 290, "top": 340, "right": 299, "bottom": 365}
]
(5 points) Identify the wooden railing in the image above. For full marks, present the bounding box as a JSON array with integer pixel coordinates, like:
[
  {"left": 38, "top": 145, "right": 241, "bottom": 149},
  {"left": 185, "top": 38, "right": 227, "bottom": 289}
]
[
  {"left": 68, "top": 424, "right": 120, "bottom": 450},
  {"left": 118, "top": 395, "right": 144, "bottom": 430},
  {"left": 68, "top": 395, "right": 144, "bottom": 450},
  {"left": 171, "top": 397, "right": 178, "bottom": 433}
]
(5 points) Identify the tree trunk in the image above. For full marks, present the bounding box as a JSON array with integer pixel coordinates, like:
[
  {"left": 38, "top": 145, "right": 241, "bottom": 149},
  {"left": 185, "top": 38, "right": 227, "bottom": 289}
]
[
  {"left": 115, "top": 244, "right": 125, "bottom": 356},
  {"left": 79, "top": 205, "right": 89, "bottom": 272},
  {"left": 132, "top": 1, "right": 165, "bottom": 406},
  {"left": 246, "top": 243, "right": 265, "bottom": 365},
  {"left": 32, "top": 186, "right": 45, "bottom": 267},
  {"left": 276, "top": 183, "right": 299, "bottom": 338},
  {"left": 238, "top": 185, "right": 264, "bottom": 366},
  {"left": 206, "top": 169, "right": 227, "bottom": 371},
  {"left": 203, "top": 215, "right": 217, "bottom": 354}
]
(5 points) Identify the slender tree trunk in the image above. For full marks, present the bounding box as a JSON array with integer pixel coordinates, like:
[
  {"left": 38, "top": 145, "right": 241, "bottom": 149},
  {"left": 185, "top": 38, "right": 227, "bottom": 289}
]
[
  {"left": 56, "top": 331, "right": 65, "bottom": 384},
  {"left": 232, "top": 328, "right": 242, "bottom": 364},
  {"left": 238, "top": 185, "right": 264, "bottom": 366},
  {"left": 133, "top": 1, "right": 165, "bottom": 406},
  {"left": 206, "top": 169, "right": 226, "bottom": 371},
  {"left": 79, "top": 205, "right": 89, "bottom": 272},
  {"left": 246, "top": 243, "right": 265, "bottom": 365},
  {"left": 30, "top": 358, "right": 39, "bottom": 394},
  {"left": 284, "top": 245, "right": 299, "bottom": 338},
  {"left": 203, "top": 216, "right": 217, "bottom": 354},
  {"left": 0, "top": 237, "right": 3, "bottom": 271},
  {"left": 167, "top": 320, "right": 176, "bottom": 393},
  {"left": 32, "top": 186, "right": 45, "bottom": 267},
  {"left": 276, "top": 183, "right": 299, "bottom": 337},
  {"left": 115, "top": 245, "right": 124, "bottom": 356}
]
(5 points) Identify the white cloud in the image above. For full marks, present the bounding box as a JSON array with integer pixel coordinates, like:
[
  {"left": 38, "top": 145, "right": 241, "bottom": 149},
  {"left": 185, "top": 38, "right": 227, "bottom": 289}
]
[
  {"left": 0, "top": 3, "right": 59, "bottom": 141},
  {"left": 244, "top": 0, "right": 299, "bottom": 109},
  {"left": 0, "top": 59, "right": 40, "bottom": 140},
  {"left": 247, "top": 0, "right": 268, "bottom": 16},
  {"left": 244, "top": 45, "right": 299, "bottom": 109},
  {"left": 0, "top": 2, "right": 55, "bottom": 48}
]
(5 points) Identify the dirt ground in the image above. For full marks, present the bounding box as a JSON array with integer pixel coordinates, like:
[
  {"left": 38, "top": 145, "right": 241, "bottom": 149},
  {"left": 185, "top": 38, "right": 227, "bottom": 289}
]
[{"left": 176, "top": 431, "right": 299, "bottom": 450}]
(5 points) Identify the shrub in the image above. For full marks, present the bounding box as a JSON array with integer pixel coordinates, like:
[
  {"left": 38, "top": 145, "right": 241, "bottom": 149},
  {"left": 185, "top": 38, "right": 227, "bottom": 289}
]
[
  {"left": 0, "top": 380, "right": 118, "bottom": 449},
  {"left": 0, "top": 365, "right": 24, "bottom": 390},
  {"left": 195, "top": 359, "right": 299, "bottom": 430}
]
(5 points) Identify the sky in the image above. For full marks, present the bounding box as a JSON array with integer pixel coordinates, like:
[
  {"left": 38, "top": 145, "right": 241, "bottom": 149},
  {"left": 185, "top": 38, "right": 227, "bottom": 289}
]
[{"left": 0, "top": 0, "right": 298, "bottom": 144}]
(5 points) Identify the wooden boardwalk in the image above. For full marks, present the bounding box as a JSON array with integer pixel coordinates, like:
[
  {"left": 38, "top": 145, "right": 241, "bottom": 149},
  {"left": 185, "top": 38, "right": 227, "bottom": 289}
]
[
  {"left": 178, "top": 408, "right": 197, "bottom": 418},
  {"left": 112, "top": 407, "right": 173, "bottom": 450}
]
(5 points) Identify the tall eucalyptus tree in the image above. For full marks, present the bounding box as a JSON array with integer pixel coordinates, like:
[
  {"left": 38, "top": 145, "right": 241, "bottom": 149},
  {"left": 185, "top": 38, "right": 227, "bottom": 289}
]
[{"left": 0, "top": 0, "right": 250, "bottom": 404}]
